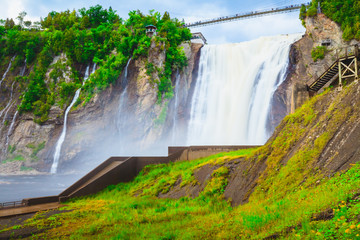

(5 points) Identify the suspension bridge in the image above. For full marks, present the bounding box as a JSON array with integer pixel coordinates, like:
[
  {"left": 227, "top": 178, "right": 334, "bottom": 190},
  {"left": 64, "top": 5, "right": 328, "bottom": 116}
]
[{"left": 185, "top": 2, "right": 310, "bottom": 28}]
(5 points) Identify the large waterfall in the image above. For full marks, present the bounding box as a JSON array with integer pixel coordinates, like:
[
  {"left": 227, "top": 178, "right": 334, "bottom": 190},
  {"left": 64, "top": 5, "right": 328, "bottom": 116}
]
[{"left": 187, "top": 34, "right": 301, "bottom": 145}]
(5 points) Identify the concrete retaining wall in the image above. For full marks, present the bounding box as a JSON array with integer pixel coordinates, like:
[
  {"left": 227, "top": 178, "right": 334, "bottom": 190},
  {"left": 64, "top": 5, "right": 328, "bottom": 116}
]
[
  {"left": 60, "top": 157, "right": 129, "bottom": 197},
  {"left": 28, "top": 145, "right": 259, "bottom": 204},
  {"left": 23, "top": 196, "right": 59, "bottom": 206}
]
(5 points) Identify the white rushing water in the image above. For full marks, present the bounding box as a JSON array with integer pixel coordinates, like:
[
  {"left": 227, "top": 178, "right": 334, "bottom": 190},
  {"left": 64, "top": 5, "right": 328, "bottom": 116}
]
[
  {"left": 20, "top": 59, "right": 27, "bottom": 76},
  {"left": 51, "top": 64, "right": 96, "bottom": 173},
  {"left": 116, "top": 58, "right": 131, "bottom": 133},
  {"left": 4, "top": 110, "right": 18, "bottom": 153},
  {"left": 2, "top": 82, "right": 16, "bottom": 122},
  {"left": 0, "top": 56, "right": 15, "bottom": 89},
  {"left": 2, "top": 60, "right": 26, "bottom": 153},
  {"left": 187, "top": 34, "right": 301, "bottom": 145},
  {"left": 0, "top": 81, "right": 16, "bottom": 122},
  {"left": 171, "top": 71, "right": 181, "bottom": 145}
]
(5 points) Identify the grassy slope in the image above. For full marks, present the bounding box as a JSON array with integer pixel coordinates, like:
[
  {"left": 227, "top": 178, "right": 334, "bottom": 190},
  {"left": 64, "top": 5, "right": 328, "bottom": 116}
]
[{"left": 2, "top": 83, "right": 360, "bottom": 239}]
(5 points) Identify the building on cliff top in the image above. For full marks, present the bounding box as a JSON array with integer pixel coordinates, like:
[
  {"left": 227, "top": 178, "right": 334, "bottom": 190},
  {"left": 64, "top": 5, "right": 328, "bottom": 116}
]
[
  {"left": 145, "top": 25, "right": 157, "bottom": 37},
  {"left": 191, "top": 32, "right": 207, "bottom": 45}
]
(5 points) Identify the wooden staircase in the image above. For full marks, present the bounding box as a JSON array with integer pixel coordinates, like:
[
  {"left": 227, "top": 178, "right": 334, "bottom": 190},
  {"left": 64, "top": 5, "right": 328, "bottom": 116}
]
[{"left": 308, "top": 45, "right": 359, "bottom": 92}]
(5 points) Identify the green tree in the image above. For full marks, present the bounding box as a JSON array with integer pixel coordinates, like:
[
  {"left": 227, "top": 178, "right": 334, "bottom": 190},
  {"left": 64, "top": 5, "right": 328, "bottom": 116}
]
[
  {"left": 16, "top": 11, "right": 27, "bottom": 29},
  {"left": 5, "top": 18, "right": 15, "bottom": 29}
]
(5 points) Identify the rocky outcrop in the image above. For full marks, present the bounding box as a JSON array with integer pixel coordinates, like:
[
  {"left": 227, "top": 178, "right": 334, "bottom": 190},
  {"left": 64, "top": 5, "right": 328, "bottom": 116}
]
[
  {"left": 0, "top": 41, "right": 203, "bottom": 174},
  {"left": 0, "top": 55, "right": 68, "bottom": 173},
  {"left": 268, "top": 14, "right": 359, "bottom": 134}
]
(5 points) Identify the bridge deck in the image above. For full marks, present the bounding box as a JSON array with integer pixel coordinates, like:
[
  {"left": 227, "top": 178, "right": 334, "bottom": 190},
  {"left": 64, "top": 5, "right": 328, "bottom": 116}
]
[{"left": 185, "top": 4, "right": 307, "bottom": 28}]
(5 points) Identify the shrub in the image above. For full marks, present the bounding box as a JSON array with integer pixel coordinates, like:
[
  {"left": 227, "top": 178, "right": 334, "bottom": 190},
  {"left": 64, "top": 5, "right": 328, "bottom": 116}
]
[
  {"left": 307, "top": 6, "right": 317, "bottom": 17},
  {"left": 311, "top": 46, "right": 326, "bottom": 62}
]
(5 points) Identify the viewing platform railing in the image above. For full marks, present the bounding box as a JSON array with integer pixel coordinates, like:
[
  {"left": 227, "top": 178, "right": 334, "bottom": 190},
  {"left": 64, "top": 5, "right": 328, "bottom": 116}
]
[{"left": 0, "top": 200, "right": 26, "bottom": 209}]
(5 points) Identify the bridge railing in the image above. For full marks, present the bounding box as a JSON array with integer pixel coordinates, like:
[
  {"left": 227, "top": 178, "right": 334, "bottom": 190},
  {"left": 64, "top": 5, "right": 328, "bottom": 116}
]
[
  {"left": 332, "top": 45, "right": 359, "bottom": 59},
  {"left": 184, "top": 3, "right": 310, "bottom": 27}
]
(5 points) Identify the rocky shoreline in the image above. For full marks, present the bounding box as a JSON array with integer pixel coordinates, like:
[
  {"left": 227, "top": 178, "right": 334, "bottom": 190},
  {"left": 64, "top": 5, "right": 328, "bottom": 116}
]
[{"left": 0, "top": 161, "right": 45, "bottom": 176}]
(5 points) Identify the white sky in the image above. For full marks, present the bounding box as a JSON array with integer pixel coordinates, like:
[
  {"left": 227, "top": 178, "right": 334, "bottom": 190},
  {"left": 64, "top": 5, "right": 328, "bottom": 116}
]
[{"left": 0, "top": 0, "right": 307, "bottom": 44}]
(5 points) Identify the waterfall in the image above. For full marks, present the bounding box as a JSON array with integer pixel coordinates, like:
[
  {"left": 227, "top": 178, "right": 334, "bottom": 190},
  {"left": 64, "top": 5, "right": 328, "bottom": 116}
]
[
  {"left": 171, "top": 71, "right": 181, "bottom": 145},
  {"left": 0, "top": 81, "right": 16, "bottom": 122},
  {"left": 0, "top": 56, "right": 15, "bottom": 89},
  {"left": 2, "top": 59, "right": 26, "bottom": 154},
  {"left": 123, "top": 58, "right": 131, "bottom": 83},
  {"left": 187, "top": 34, "right": 301, "bottom": 145},
  {"left": 116, "top": 58, "right": 131, "bottom": 133},
  {"left": 4, "top": 111, "right": 18, "bottom": 153},
  {"left": 51, "top": 65, "right": 95, "bottom": 174},
  {"left": 20, "top": 59, "right": 27, "bottom": 76}
]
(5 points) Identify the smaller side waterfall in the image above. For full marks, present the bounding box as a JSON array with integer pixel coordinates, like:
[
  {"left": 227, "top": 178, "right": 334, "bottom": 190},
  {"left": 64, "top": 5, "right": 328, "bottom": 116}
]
[
  {"left": 116, "top": 58, "right": 131, "bottom": 133},
  {"left": 20, "top": 59, "right": 27, "bottom": 76},
  {"left": 171, "top": 71, "right": 181, "bottom": 145},
  {"left": 0, "top": 56, "right": 15, "bottom": 88},
  {"left": 51, "top": 65, "right": 95, "bottom": 174},
  {"left": 4, "top": 111, "right": 18, "bottom": 153},
  {"left": 0, "top": 81, "right": 16, "bottom": 121}
]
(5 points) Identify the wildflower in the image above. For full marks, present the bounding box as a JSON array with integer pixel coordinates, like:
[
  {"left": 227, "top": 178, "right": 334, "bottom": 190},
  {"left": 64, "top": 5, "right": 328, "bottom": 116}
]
[
  {"left": 341, "top": 216, "right": 346, "bottom": 220},
  {"left": 316, "top": 232, "right": 321, "bottom": 235},
  {"left": 357, "top": 224, "right": 360, "bottom": 228},
  {"left": 345, "top": 229, "right": 351, "bottom": 234},
  {"left": 343, "top": 222, "right": 347, "bottom": 226},
  {"left": 350, "top": 225, "right": 356, "bottom": 229}
]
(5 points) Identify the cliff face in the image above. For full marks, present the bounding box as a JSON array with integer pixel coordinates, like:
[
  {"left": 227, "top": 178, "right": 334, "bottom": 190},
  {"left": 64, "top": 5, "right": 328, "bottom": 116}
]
[
  {"left": 0, "top": 42, "right": 203, "bottom": 174},
  {"left": 158, "top": 60, "right": 360, "bottom": 207},
  {"left": 268, "top": 14, "right": 360, "bottom": 133}
]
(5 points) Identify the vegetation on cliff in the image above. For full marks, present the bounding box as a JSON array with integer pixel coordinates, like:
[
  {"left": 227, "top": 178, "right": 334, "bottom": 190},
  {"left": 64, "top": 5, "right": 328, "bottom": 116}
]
[
  {"left": 300, "top": 0, "right": 360, "bottom": 41},
  {"left": 311, "top": 45, "right": 326, "bottom": 62},
  {"left": 0, "top": 6, "right": 191, "bottom": 123}
]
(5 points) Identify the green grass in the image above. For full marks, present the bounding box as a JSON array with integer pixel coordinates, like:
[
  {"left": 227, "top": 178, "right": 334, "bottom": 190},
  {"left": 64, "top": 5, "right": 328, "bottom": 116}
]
[
  {"left": 16, "top": 84, "right": 360, "bottom": 239},
  {"left": 20, "top": 158, "right": 360, "bottom": 239}
]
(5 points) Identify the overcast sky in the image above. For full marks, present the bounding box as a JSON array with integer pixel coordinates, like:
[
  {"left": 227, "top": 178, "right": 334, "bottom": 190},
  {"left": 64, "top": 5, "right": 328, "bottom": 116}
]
[{"left": 0, "top": 0, "right": 307, "bottom": 44}]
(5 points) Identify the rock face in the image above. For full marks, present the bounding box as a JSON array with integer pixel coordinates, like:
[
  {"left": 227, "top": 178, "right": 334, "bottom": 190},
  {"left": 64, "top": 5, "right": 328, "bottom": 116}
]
[
  {"left": 268, "top": 14, "right": 360, "bottom": 133},
  {"left": 1, "top": 14, "right": 357, "bottom": 175},
  {"left": 0, "top": 41, "right": 203, "bottom": 174}
]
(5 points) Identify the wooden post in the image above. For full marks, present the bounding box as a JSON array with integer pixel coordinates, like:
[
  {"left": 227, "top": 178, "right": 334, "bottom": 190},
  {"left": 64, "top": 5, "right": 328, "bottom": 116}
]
[
  {"left": 338, "top": 60, "right": 342, "bottom": 88},
  {"left": 345, "top": 47, "right": 348, "bottom": 58},
  {"left": 355, "top": 44, "right": 359, "bottom": 59},
  {"left": 355, "top": 57, "right": 358, "bottom": 82}
]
